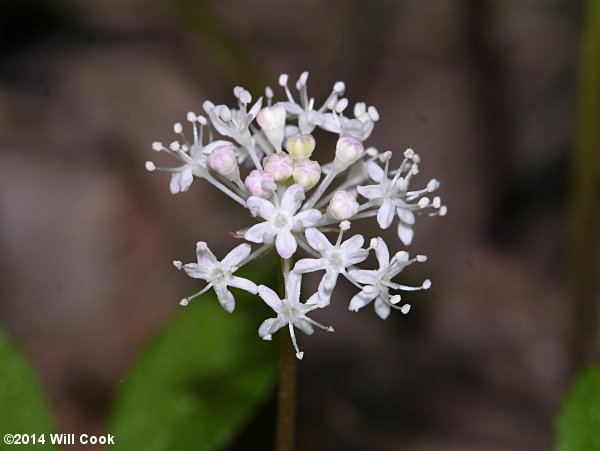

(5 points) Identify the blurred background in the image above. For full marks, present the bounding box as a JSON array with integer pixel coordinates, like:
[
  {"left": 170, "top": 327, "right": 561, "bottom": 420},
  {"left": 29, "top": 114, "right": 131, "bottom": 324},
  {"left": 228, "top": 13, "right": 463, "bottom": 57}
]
[{"left": 0, "top": 0, "right": 599, "bottom": 450}]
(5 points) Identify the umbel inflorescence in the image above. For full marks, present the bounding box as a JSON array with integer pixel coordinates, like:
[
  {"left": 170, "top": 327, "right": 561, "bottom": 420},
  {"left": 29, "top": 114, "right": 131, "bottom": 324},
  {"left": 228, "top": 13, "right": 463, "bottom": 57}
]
[{"left": 146, "top": 71, "right": 446, "bottom": 359}]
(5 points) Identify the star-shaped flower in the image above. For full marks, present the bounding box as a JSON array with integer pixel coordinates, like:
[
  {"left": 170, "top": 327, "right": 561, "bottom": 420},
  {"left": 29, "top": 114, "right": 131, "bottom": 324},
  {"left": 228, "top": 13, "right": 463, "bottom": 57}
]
[
  {"left": 244, "top": 184, "right": 321, "bottom": 259},
  {"left": 176, "top": 242, "right": 257, "bottom": 312},
  {"left": 348, "top": 237, "right": 430, "bottom": 319},
  {"left": 257, "top": 271, "right": 333, "bottom": 359},
  {"left": 294, "top": 222, "right": 368, "bottom": 306},
  {"left": 357, "top": 151, "right": 444, "bottom": 245}
]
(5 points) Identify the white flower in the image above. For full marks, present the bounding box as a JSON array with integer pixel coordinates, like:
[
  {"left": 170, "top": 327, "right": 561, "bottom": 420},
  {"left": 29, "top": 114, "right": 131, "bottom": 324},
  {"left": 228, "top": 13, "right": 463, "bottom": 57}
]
[
  {"left": 278, "top": 72, "right": 345, "bottom": 135},
  {"left": 320, "top": 101, "right": 379, "bottom": 141},
  {"left": 176, "top": 242, "right": 257, "bottom": 312},
  {"left": 257, "top": 271, "right": 333, "bottom": 359},
  {"left": 294, "top": 223, "right": 369, "bottom": 305},
  {"left": 357, "top": 151, "right": 446, "bottom": 245},
  {"left": 348, "top": 237, "right": 429, "bottom": 319},
  {"left": 244, "top": 184, "right": 321, "bottom": 258},
  {"left": 203, "top": 91, "right": 262, "bottom": 148}
]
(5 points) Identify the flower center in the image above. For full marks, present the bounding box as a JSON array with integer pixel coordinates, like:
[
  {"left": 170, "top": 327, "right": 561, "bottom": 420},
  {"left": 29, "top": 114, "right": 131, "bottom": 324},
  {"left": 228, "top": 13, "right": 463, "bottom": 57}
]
[
  {"left": 328, "top": 251, "right": 344, "bottom": 269},
  {"left": 273, "top": 212, "right": 290, "bottom": 229}
]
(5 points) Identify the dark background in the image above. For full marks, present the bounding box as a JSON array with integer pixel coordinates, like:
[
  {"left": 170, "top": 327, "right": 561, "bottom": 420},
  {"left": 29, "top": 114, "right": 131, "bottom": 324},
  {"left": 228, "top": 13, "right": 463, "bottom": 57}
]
[{"left": 0, "top": 0, "right": 598, "bottom": 449}]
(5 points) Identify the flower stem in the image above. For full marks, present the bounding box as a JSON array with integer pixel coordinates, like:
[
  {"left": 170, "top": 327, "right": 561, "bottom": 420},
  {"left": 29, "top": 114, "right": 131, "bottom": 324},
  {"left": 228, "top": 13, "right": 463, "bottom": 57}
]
[{"left": 275, "top": 258, "right": 296, "bottom": 451}]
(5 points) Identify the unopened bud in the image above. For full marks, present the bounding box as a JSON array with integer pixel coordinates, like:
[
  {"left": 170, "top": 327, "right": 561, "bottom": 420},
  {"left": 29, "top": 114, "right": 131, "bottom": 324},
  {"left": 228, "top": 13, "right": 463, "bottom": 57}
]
[
  {"left": 244, "top": 170, "right": 275, "bottom": 198},
  {"left": 286, "top": 134, "right": 316, "bottom": 160},
  {"left": 257, "top": 104, "right": 286, "bottom": 151},
  {"left": 263, "top": 153, "right": 293, "bottom": 182},
  {"left": 327, "top": 190, "right": 359, "bottom": 220},
  {"left": 293, "top": 159, "right": 321, "bottom": 190},
  {"left": 333, "top": 134, "right": 364, "bottom": 171},
  {"left": 207, "top": 145, "right": 239, "bottom": 181}
]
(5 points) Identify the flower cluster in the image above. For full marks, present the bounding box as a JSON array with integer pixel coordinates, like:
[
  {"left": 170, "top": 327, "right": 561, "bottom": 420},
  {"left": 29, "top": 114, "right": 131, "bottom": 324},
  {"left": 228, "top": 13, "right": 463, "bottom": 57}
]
[{"left": 147, "top": 72, "right": 446, "bottom": 359}]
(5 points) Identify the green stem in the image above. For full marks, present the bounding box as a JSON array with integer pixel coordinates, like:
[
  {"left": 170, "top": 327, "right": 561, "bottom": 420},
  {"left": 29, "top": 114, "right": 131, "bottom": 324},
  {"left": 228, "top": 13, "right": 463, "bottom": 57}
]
[
  {"left": 275, "top": 258, "right": 296, "bottom": 451},
  {"left": 568, "top": 0, "right": 600, "bottom": 375}
]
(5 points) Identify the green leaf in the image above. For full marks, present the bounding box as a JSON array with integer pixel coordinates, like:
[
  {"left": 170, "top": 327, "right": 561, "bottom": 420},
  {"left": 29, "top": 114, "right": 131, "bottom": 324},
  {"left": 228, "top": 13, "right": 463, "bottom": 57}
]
[
  {"left": 109, "top": 265, "right": 277, "bottom": 451},
  {"left": 0, "top": 327, "right": 58, "bottom": 448},
  {"left": 556, "top": 364, "right": 600, "bottom": 451}
]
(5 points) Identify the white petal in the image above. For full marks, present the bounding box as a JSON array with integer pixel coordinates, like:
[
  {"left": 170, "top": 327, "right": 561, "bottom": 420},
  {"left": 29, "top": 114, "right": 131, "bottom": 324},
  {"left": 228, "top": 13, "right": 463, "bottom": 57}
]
[
  {"left": 258, "top": 285, "right": 282, "bottom": 313},
  {"left": 221, "top": 243, "right": 251, "bottom": 268},
  {"left": 285, "top": 271, "right": 302, "bottom": 304},
  {"left": 344, "top": 248, "right": 369, "bottom": 267},
  {"left": 295, "top": 318, "right": 315, "bottom": 335},
  {"left": 259, "top": 317, "right": 285, "bottom": 337},
  {"left": 179, "top": 166, "right": 194, "bottom": 192},
  {"left": 182, "top": 263, "right": 210, "bottom": 280},
  {"left": 245, "top": 222, "right": 275, "bottom": 244},
  {"left": 348, "top": 290, "right": 377, "bottom": 312},
  {"left": 305, "top": 228, "right": 332, "bottom": 253},
  {"left": 367, "top": 161, "right": 384, "bottom": 183},
  {"left": 377, "top": 200, "right": 395, "bottom": 229},
  {"left": 318, "top": 271, "right": 338, "bottom": 303},
  {"left": 276, "top": 230, "right": 297, "bottom": 259},
  {"left": 214, "top": 284, "right": 235, "bottom": 313},
  {"left": 247, "top": 97, "right": 263, "bottom": 122},
  {"left": 319, "top": 113, "right": 342, "bottom": 133},
  {"left": 294, "top": 258, "right": 326, "bottom": 274},
  {"left": 348, "top": 268, "right": 378, "bottom": 285},
  {"left": 357, "top": 185, "right": 384, "bottom": 200},
  {"left": 294, "top": 209, "right": 322, "bottom": 228},
  {"left": 397, "top": 222, "right": 414, "bottom": 246},
  {"left": 281, "top": 184, "right": 305, "bottom": 214},
  {"left": 397, "top": 208, "right": 415, "bottom": 225},
  {"left": 227, "top": 275, "right": 258, "bottom": 294},
  {"left": 195, "top": 243, "right": 218, "bottom": 267},
  {"left": 374, "top": 297, "right": 391, "bottom": 319},
  {"left": 375, "top": 237, "right": 390, "bottom": 268},
  {"left": 279, "top": 102, "right": 304, "bottom": 115},
  {"left": 339, "top": 234, "right": 364, "bottom": 255},
  {"left": 247, "top": 196, "right": 276, "bottom": 219}
]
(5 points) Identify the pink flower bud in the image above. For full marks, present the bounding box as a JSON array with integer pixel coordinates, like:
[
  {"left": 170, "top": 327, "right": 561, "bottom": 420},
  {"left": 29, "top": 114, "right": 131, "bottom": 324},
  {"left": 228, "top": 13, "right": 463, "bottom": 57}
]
[
  {"left": 257, "top": 104, "right": 286, "bottom": 151},
  {"left": 263, "top": 153, "right": 293, "bottom": 182},
  {"left": 244, "top": 170, "right": 276, "bottom": 198},
  {"left": 327, "top": 190, "right": 359, "bottom": 220},
  {"left": 207, "top": 145, "right": 239, "bottom": 181},
  {"left": 285, "top": 134, "right": 316, "bottom": 160},
  {"left": 293, "top": 159, "right": 321, "bottom": 190},
  {"left": 333, "top": 134, "right": 364, "bottom": 171}
]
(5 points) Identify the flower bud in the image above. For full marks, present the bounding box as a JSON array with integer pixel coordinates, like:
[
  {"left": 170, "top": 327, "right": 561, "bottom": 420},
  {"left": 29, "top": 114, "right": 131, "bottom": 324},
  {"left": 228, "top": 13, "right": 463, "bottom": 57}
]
[
  {"left": 207, "top": 145, "right": 239, "bottom": 181},
  {"left": 257, "top": 104, "right": 286, "bottom": 151},
  {"left": 244, "top": 170, "right": 276, "bottom": 198},
  {"left": 327, "top": 190, "right": 359, "bottom": 220},
  {"left": 263, "top": 153, "right": 293, "bottom": 182},
  {"left": 286, "top": 134, "right": 316, "bottom": 160},
  {"left": 293, "top": 159, "right": 321, "bottom": 190},
  {"left": 333, "top": 134, "right": 364, "bottom": 171}
]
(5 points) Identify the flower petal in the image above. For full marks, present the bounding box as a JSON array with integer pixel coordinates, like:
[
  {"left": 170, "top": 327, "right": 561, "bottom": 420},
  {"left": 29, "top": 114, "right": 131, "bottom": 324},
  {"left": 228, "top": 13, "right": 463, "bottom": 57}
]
[
  {"left": 348, "top": 290, "right": 377, "bottom": 312},
  {"left": 375, "top": 237, "right": 390, "bottom": 268},
  {"left": 295, "top": 318, "right": 315, "bottom": 335},
  {"left": 182, "top": 263, "right": 210, "bottom": 280},
  {"left": 259, "top": 317, "right": 285, "bottom": 338},
  {"left": 258, "top": 285, "right": 282, "bottom": 313},
  {"left": 227, "top": 275, "right": 258, "bottom": 294},
  {"left": 285, "top": 271, "right": 302, "bottom": 304},
  {"left": 294, "top": 258, "right": 326, "bottom": 274},
  {"left": 195, "top": 242, "right": 218, "bottom": 267},
  {"left": 276, "top": 230, "right": 297, "bottom": 259},
  {"left": 293, "top": 209, "right": 322, "bottom": 229},
  {"left": 339, "top": 233, "right": 364, "bottom": 255},
  {"left": 367, "top": 161, "right": 384, "bottom": 183},
  {"left": 281, "top": 184, "right": 305, "bottom": 214},
  {"left": 221, "top": 243, "right": 251, "bottom": 268},
  {"left": 377, "top": 200, "right": 395, "bottom": 229},
  {"left": 357, "top": 184, "right": 384, "bottom": 200},
  {"left": 348, "top": 268, "right": 378, "bottom": 285},
  {"left": 247, "top": 196, "right": 276, "bottom": 219},
  {"left": 397, "top": 222, "right": 414, "bottom": 246},
  {"left": 279, "top": 102, "right": 304, "bottom": 115},
  {"left": 374, "top": 297, "right": 391, "bottom": 319},
  {"left": 305, "top": 228, "right": 332, "bottom": 253},
  {"left": 317, "top": 271, "right": 338, "bottom": 305},
  {"left": 214, "top": 284, "right": 235, "bottom": 313},
  {"left": 397, "top": 208, "right": 415, "bottom": 225},
  {"left": 245, "top": 222, "right": 275, "bottom": 244}
]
